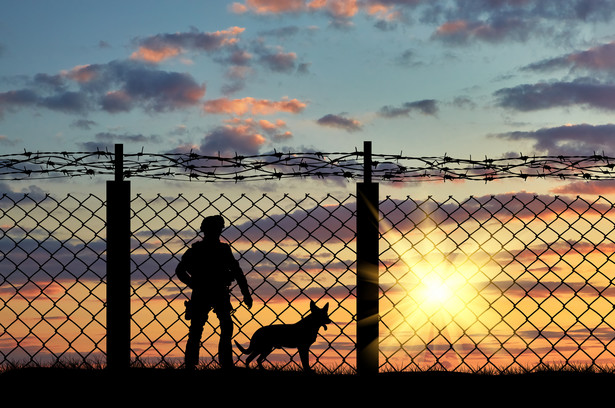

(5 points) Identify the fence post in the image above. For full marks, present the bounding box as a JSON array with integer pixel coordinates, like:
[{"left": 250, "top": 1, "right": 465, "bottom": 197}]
[
  {"left": 106, "top": 143, "right": 131, "bottom": 370},
  {"left": 356, "top": 140, "right": 379, "bottom": 375}
]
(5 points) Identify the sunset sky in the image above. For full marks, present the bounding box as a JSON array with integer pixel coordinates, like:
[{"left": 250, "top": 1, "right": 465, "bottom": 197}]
[
  {"left": 2, "top": 0, "right": 615, "bottom": 199},
  {"left": 4, "top": 0, "right": 615, "bottom": 370}
]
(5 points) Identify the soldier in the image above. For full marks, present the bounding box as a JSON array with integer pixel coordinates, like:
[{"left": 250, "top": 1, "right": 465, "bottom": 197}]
[{"left": 176, "top": 215, "right": 253, "bottom": 370}]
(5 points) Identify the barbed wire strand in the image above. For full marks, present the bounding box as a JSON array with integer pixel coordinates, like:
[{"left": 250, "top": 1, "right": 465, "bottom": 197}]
[{"left": 2, "top": 149, "right": 615, "bottom": 183}]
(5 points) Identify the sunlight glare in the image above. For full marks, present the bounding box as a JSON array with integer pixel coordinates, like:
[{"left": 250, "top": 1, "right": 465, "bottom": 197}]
[{"left": 423, "top": 277, "right": 454, "bottom": 306}]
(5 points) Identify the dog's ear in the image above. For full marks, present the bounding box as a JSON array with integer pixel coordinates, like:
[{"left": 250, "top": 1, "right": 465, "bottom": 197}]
[
  {"left": 323, "top": 302, "right": 329, "bottom": 313},
  {"left": 310, "top": 300, "right": 316, "bottom": 311}
]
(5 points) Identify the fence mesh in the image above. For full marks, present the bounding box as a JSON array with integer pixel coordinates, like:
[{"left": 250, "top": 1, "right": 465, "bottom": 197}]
[
  {"left": 379, "top": 193, "right": 615, "bottom": 372},
  {"left": 2, "top": 191, "right": 615, "bottom": 372},
  {"left": 0, "top": 193, "right": 107, "bottom": 366},
  {"left": 129, "top": 192, "right": 356, "bottom": 371}
]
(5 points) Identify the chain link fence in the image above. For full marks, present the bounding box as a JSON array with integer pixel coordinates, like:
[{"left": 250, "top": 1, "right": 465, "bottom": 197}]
[
  {"left": 379, "top": 193, "right": 615, "bottom": 372},
  {"left": 0, "top": 193, "right": 107, "bottom": 366},
  {"left": 2, "top": 190, "right": 615, "bottom": 372},
  {"left": 1, "top": 191, "right": 357, "bottom": 371},
  {"left": 129, "top": 192, "right": 356, "bottom": 371}
]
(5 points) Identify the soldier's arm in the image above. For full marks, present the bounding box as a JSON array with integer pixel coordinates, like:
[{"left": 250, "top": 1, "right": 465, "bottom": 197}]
[
  {"left": 235, "top": 269, "right": 251, "bottom": 304},
  {"left": 226, "top": 246, "right": 253, "bottom": 308},
  {"left": 175, "top": 251, "right": 193, "bottom": 288}
]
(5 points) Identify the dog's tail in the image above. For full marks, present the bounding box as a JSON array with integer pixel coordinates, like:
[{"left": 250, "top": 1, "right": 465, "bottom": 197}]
[{"left": 234, "top": 340, "right": 250, "bottom": 354}]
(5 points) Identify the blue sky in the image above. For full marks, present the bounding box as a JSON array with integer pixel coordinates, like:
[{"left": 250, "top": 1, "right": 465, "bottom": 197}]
[{"left": 2, "top": 0, "right": 615, "bottom": 198}]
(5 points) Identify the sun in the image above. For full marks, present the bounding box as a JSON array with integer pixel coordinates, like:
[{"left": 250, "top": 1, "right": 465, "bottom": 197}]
[
  {"left": 415, "top": 271, "right": 467, "bottom": 314},
  {"left": 423, "top": 277, "right": 455, "bottom": 306}
]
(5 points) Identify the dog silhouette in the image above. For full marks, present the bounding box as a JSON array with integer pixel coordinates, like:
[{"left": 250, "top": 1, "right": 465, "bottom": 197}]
[{"left": 235, "top": 300, "right": 332, "bottom": 371}]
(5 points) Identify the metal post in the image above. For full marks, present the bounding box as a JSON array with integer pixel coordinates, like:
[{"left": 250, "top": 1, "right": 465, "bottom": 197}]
[
  {"left": 106, "top": 143, "right": 131, "bottom": 370},
  {"left": 356, "top": 141, "right": 379, "bottom": 375}
]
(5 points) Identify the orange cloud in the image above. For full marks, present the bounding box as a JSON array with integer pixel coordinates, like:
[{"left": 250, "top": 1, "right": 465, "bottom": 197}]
[
  {"left": 131, "top": 46, "right": 181, "bottom": 63},
  {"left": 198, "top": 117, "right": 272, "bottom": 155},
  {"left": 233, "top": 0, "right": 307, "bottom": 14},
  {"left": 225, "top": 117, "right": 290, "bottom": 137},
  {"left": 326, "top": 0, "right": 359, "bottom": 19},
  {"left": 203, "top": 96, "right": 307, "bottom": 115},
  {"left": 232, "top": 0, "right": 358, "bottom": 18},
  {"left": 258, "top": 118, "right": 286, "bottom": 130},
  {"left": 130, "top": 27, "right": 245, "bottom": 63},
  {"left": 62, "top": 65, "right": 97, "bottom": 83},
  {"left": 435, "top": 20, "right": 469, "bottom": 35},
  {"left": 366, "top": 2, "right": 402, "bottom": 21},
  {"left": 308, "top": 0, "right": 327, "bottom": 10}
]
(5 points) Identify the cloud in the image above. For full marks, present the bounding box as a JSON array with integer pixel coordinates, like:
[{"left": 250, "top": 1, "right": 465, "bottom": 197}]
[
  {"left": 257, "top": 118, "right": 294, "bottom": 141},
  {"left": 231, "top": 0, "right": 402, "bottom": 27},
  {"left": 522, "top": 41, "right": 615, "bottom": 75},
  {"left": 258, "top": 48, "right": 298, "bottom": 73},
  {"left": 249, "top": 39, "right": 309, "bottom": 74},
  {"left": 493, "top": 123, "right": 615, "bottom": 155},
  {"left": 0, "top": 182, "right": 47, "bottom": 206},
  {"left": 223, "top": 195, "right": 356, "bottom": 246},
  {"left": 42, "top": 91, "right": 90, "bottom": 114},
  {"left": 70, "top": 119, "right": 97, "bottom": 130},
  {"left": 257, "top": 25, "right": 302, "bottom": 38},
  {"left": 231, "top": 0, "right": 360, "bottom": 19},
  {"left": 198, "top": 120, "right": 268, "bottom": 156},
  {"left": 130, "top": 27, "right": 245, "bottom": 63},
  {"left": 451, "top": 96, "right": 476, "bottom": 109},
  {"left": 316, "top": 113, "right": 362, "bottom": 132},
  {"left": 0, "top": 88, "right": 89, "bottom": 115},
  {"left": 394, "top": 49, "right": 422, "bottom": 68},
  {"left": 378, "top": 99, "right": 438, "bottom": 118},
  {"left": 203, "top": 96, "right": 307, "bottom": 115},
  {"left": 230, "top": 0, "right": 615, "bottom": 42},
  {"left": 494, "top": 78, "right": 615, "bottom": 112},
  {"left": 126, "top": 26, "right": 310, "bottom": 95},
  {"left": 428, "top": 0, "right": 615, "bottom": 44},
  {"left": 501, "top": 43, "right": 615, "bottom": 114},
  {"left": 197, "top": 95, "right": 305, "bottom": 156},
  {"left": 550, "top": 179, "right": 615, "bottom": 195},
  {"left": 231, "top": 0, "right": 308, "bottom": 14},
  {"left": 0, "top": 89, "right": 40, "bottom": 116},
  {"left": 0, "top": 60, "right": 206, "bottom": 117},
  {"left": 94, "top": 131, "right": 161, "bottom": 144},
  {"left": 78, "top": 132, "right": 162, "bottom": 152},
  {"left": 100, "top": 61, "right": 206, "bottom": 112},
  {"left": 174, "top": 117, "right": 294, "bottom": 156},
  {"left": 432, "top": 17, "right": 530, "bottom": 44}
]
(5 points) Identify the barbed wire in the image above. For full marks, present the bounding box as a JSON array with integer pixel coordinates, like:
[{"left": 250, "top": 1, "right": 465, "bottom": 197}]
[{"left": 2, "top": 148, "right": 615, "bottom": 183}]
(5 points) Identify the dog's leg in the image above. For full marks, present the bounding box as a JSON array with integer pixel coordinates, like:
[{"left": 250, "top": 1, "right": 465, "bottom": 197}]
[
  {"left": 245, "top": 351, "right": 257, "bottom": 367},
  {"left": 256, "top": 347, "right": 273, "bottom": 369},
  {"left": 298, "top": 346, "right": 311, "bottom": 371}
]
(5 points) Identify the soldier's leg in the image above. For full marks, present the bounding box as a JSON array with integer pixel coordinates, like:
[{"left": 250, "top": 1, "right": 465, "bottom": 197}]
[
  {"left": 217, "top": 310, "right": 234, "bottom": 369},
  {"left": 185, "top": 309, "right": 209, "bottom": 370}
]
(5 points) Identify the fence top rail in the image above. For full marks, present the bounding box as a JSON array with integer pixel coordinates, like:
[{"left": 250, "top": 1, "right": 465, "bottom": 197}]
[{"left": 2, "top": 146, "right": 615, "bottom": 183}]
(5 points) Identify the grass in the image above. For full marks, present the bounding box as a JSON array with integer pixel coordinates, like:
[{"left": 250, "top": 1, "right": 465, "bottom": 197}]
[
  {"left": 3, "top": 358, "right": 615, "bottom": 380},
  {"left": 2, "top": 360, "right": 615, "bottom": 405}
]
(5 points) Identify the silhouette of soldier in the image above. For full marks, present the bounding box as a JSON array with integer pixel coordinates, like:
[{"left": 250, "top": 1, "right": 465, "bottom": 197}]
[{"left": 175, "top": 215, "right": 252, "bottom": 370}]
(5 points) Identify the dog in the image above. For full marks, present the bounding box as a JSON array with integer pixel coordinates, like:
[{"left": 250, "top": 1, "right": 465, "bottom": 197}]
[{"left": 235, "top": 300, "right": 332, "bottom": 371}]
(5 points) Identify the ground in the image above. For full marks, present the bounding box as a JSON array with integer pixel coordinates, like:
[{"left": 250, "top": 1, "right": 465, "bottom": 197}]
[{"left": 2, "top": 367, "right": 612, "bottom": 404}]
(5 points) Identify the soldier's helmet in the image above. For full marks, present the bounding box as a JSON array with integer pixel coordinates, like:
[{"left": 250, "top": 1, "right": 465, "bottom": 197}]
[{"left": 200, "top": 215, "right": 224, "bottom": 234}]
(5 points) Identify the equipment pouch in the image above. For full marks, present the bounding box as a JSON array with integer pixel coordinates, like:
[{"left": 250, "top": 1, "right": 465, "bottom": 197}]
[{"left": 184, "top": 300, "right": 192, "bottom": 321}]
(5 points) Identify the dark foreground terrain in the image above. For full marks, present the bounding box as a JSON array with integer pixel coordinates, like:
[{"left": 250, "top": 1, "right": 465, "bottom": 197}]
[{"left": 2, "top": 366, "right": 612, "bottom": 404}]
